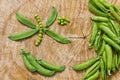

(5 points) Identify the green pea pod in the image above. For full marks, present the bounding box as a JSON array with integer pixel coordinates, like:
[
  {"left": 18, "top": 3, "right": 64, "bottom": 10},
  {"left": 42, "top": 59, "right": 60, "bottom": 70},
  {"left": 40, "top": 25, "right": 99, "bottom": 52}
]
[
  {"left": 89, "top": 21, "right": 98, "bottom": 47},
  {"left": 112, "top": 54, "right": 117, "bottom": 72},
  {"left": 83, "top": 61, "right": 100, "bottom": 79},
  {"left": 117, "top": 53, "right": 120, "bottom": 67},
  {"left": 110, "top": 19, "right": 120, "bottom": 37},
  {"left": 72, "top": 57, "right": 100, "bottom": 71},
  {"left": 94, "top": 32, "right": 101, "bottom": 51},
  {"left": 37, "top": 59, "right": 65, "bottom": 72},
  {"left": 108, "top": 22, "right": 116, "bottom": 34},
  {"left": 110, "top": 6, "right": 120, "bottom": 22},
  {"left": 21, "top": 49, "right": 36, "bottom": 72},
  {"left": 99, "top": 24, "right": 120, "bottom": 44},
  {"left": 44, "top": 28, "right": 71, "bottom": 44},
  {"left": 102, "top": 35, "right": 120, "bottom": 51},
  {"left": 8, "top": 29, "right": 38, "bottom": 41},
  {"left": 46, "top": 6, "right": 57, "bottom": 27},
  {"left": 92, "top": 0, "right": 107, "bottom": 12},
  {"left": 105, "top": 44, "right": 112, "bottom": 75},
  {"left": 88, "top": 0, "right": 109, "bottom": 17},
  {"left": 113, "top": 5, "right": 120, "bottom": 15},
  {"left": 100, "top": 58, "right": 106, "bottom": 80},
  {"left": 16, "top": 13, "right": 36, "bottom": 29},
  {"left": 97, "top": 40, "right": 105, "bottom": 56},
  {"left": 115, "top": 53, "right": 118, "bottom": 70},
  {"left": 91, "top": 16, "right": 109, "bottom": 22},
  {"left": 99, "top": 0, "right": 111, "bottom": 8},
  {"left": 26, "top": 52, "right": 55, "bottom": 76},
  {"left": 85, "top": 70, "right": 99, "bottom": 80}
]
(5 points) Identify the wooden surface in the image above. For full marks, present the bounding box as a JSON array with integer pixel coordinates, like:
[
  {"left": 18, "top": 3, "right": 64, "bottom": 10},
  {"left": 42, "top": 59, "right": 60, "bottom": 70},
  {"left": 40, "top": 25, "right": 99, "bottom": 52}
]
[{"left": 1, "top": 0, "right": 120, "bottom": 80}]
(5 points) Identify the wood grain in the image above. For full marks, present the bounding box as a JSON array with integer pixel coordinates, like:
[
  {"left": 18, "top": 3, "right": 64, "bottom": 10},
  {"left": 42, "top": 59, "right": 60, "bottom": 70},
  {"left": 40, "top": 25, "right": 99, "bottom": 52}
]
[{"left": 1, "top": 0, "right": 120, "bottom": 80}]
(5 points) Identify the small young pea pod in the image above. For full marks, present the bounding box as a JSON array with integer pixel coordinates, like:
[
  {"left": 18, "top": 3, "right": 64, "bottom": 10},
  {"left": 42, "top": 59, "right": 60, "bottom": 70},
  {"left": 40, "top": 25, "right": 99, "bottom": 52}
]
[
  {"left": 100, "top": 58, "right": 106, "bottom": 80},
  {"left": 99, "top": 24, "right": 120, "bottom": 44},
  {"left": 46, "top": 6, "right": 57, "bottom": 27},
  {"left": 117, "top": 53, "right": 120, "bottom": 67},
  {"left": 88, "top": 0, "right": 109, "bottom": 17},
  {"left": 72, "top": 57, "right": 100, "bottom": 71},
  {"left": 8, "top": 29, "right": 38, "bottom": 41},
  {"left": 99, "top": 0, "right": 111, "bottom": 8},
  {"left": 102, "top": 35, "right": 120, "bottom": 51},
  {"left": 110, "top": 19, "right": 120, "bottom": 37},
  {"left": 105, "top": 44, "right": 112, "bottom": 75},
  {"left": 110, "top": 6, "right": 120, "bottom": 22},
  {"left": 91, "top": 16, "right": 109, "bottom": 22},
  {"left": 89, "top": 21, "right": 98, "bottom": 47},
  {"left": 16, "top": 13, "right": 36, "bottom": 29},
  {"left": 21, "top": 49, "right": 36, "bottom": 72},
  {"left": 26, "top": 52, "right": 55, "bottom": 76},
  {"left": 44, "top": 28, "right": 71, "bottom": 44},
  {"left": 83, "top": 61, "right": 100, "bottom": 79},
  {"left": 85, "top": 70, "right": 100, "bottom": 80},
  {"left": 94, "top": 31, "right": 102, "bottom": 51},
  {"left": 112, "top": 54, "right": 117, "bottom": 72},
  {"left": 97, "top": 40, "right": 105, "bottom": 56},
  {"left": 92, "top": 0, "right": 107, "bottom": 12},
  {"left": 37, "top": 59, "right": 65, "bottom": 72}
]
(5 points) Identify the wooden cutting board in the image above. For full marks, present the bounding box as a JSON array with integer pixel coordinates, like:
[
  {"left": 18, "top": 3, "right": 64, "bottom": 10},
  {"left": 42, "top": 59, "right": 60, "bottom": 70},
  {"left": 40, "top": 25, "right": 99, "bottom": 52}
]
[{"left": 1, "top": 0, "right": 120, "bottom": 80}]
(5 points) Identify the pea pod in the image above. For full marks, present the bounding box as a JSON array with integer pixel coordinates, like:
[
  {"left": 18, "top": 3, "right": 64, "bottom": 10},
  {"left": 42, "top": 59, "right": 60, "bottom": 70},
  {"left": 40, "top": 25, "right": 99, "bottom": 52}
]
[
  {"left": 8, "top": 29, "right": 38, "bottom": 41},
  {"left": 92, "top": 0, "right": 107, "bottom": 12},
  {"left": 16, "top": 13, "right": 36, "bottom": 29},
  {"left": 91, "top": 16, "right": 109, "bottom": 22},
  {"left": 46, "top": 6, "right": 57, "bottom": 27},
  {"left": 72, "top": 57, "right": 100, "bottom": 71},
  {"left": 37, "top": 59, "right": 65, "bottom": 72},
  {"left": 102, "top": 35, "right": 120, "bottom": 51},
  {"left": 88, "top": 1, "right": 109, "bottom": 17},
  {"left": 110, "top": 6, "right": 120, "bottom": 22},
  {"left": 108, "top": 22, "right": 116, "bottom": 34},
  {"left": 83, "top": 61, "right": 100, "bottom": 79},
  {"left": 89, "top": 21, "right": 98, "bottom": 47},
  {"left": 21, "top": 49, "right": 36, "bottom": 72},
  {"left": 97, "top": 40, "right": 105, "bottom": 56},
  {"left": 99, "top": 0, "right": 111, "bottom": 8},
  {"left": 117, "top": 53, "right": 120, "bottom": 67},
  {"left": 26, "top": 52, "right": 55, "bottom": 76},
  {"left": 112, "top": 54, "right": 117, "bottom": 72},
  {"left": 99, "top": 24, "right": 120, "bottom": 44},
  {"left": 100, "top": 58, "right": 106, "bottom": 80},
  {"left": 44, "top": 28, "right": 71, "bottom": 44},
  {"left": 85, "top": 70, "right": 99, "bottom": 80},
  {"left": 105, "top": 44, "right": 112, "bottom": 75},
  {"left": 110, "top": 19, "right": 120, "bottom": 36}
]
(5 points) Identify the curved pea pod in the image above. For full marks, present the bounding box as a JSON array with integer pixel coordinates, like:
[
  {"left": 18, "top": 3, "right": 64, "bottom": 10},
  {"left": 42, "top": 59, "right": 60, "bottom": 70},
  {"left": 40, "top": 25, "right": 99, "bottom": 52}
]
[
  {"left": 72, "top": 57, "right": 100, "bottom": 71},
  {"left": 44, "top": 28, "right": 71, "bottom": 44},
  {"left": 45, "top": 6, "right": 57, "bottom": 27},
  {"left": 105, "top": 44, "right": 112, "bottom": 75},
  {"left": 8, "top": 29, "right": 38, "bottom": 41},
  {"left": 102, "top": 35, "right": 120, "bottom": 51},
  {"left": 26, "top": 53, "right": 55, "bottom": 76},
  {"left": 110, "top": 6, "right": 120, "bottom": 22},
  {"left": 85, "top": 70, "right": 99, "bottom": 80},
  {"left": 88, "top": 0, "right": 110, "bottom": 17},
  {"left": 99, "top": 24, "right": 120, "bottom": 44},
  {"left": 37, "top": 59, "right": 65, "bottom": 72},
  {"left": 97, "top": 40, "right": 105, "bottom": 56},
  {"left": 16, "top": 13, "right": 36, "bottom": 29},
  {"left": 89, "top": 21, "right": 98, "bottom": 47},
  {"left": 113, "top": 5, "right": 120, "bottom": 15},
  {"left": 83, "top": 61, "right": 100, "bottom": 79},
  {"left": 108, "top": 22, "right": 116, "bottom": 34},
  {"left": 92, "top": 0, "right": 107, "bottom": 12},
  {"left": 100, "top": 58, "right": 106, "bottom": 80},
  {"left": 91, "top": 16, "right": 109, "bottom": 22},
  {"left": 21, "top": 49, "right": 36, "bottom": 72}
]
